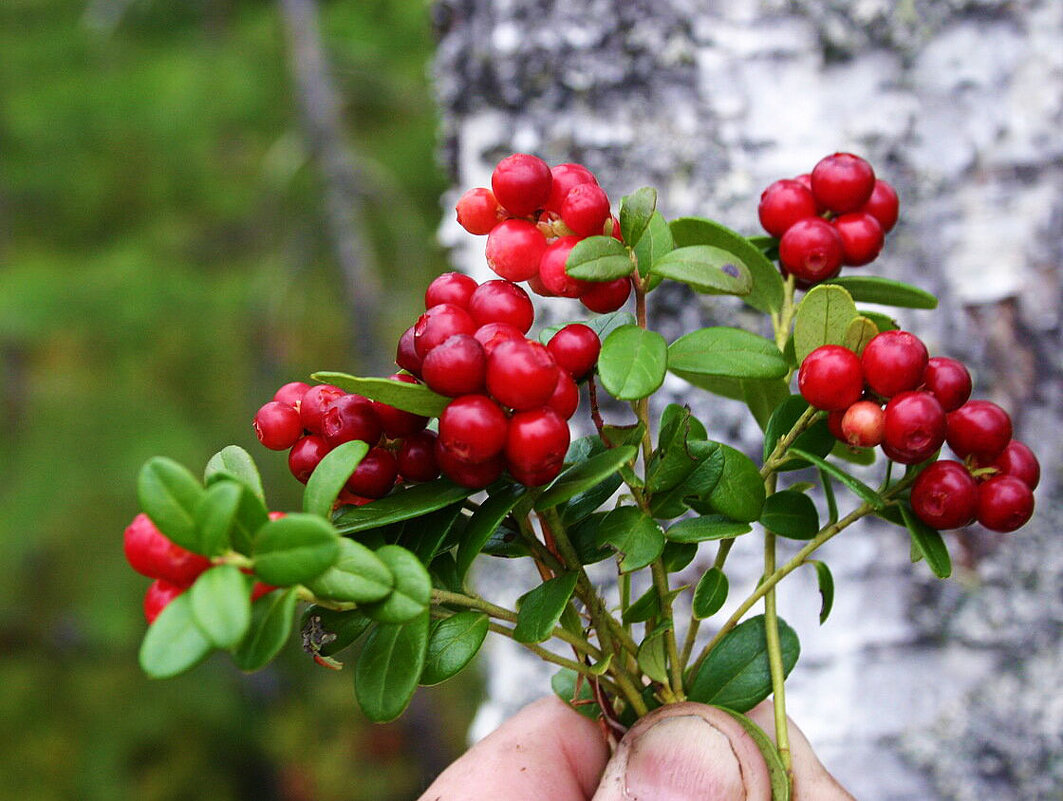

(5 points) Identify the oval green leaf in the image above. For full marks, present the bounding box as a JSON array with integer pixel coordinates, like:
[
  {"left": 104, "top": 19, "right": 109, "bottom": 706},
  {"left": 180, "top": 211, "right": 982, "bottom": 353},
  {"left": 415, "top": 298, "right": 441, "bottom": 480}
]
[
  {"left": 194, "top": 480, "right": 244, "bottom": 557},
  {"left": 823, "top": 275, "right": 938, "bottom": 309},
  {"left": 619, "top": 187, "right": 657, "bottom": 248},
  {"left": 301, "top": 606, "right": 373, "bottom": 657},
  {"left": 595, "top": 506, "right": 665, "bottom": 573},
  {"left": 456, "top": 485, "right": 526, "bottom": 583},
  {"left": 789, "top": 447, "right": 885, "bottom": 510},
  {"left": 361, "top": 545, "right": 431, "bottom": 624},
  {"left": 355, "top": 613, "right": 429, "bottom": 723},
  {"left": 139, "top": 592, "right": 213, "bottom": 679},
  {"left": 421, "top": 611, "right": 489, "bottom": 685},
  {"left": 808, "top": 560, "right": 835, "bottom": 624},
  {"left": 693, "top": 567, "right": 729, "bottom": 620},
  {"left": 303, "top": 440, "right": 369, "bottom": 519},
  {"left": 189, "top": 565, "right": 252, "bottom": 650},
  {"left": 333, "top": 479, "right": 474, "bottom": 535},
  {"left": 252, "top": 513, "right": 340, "bottom": 587},
  {"left": 231, "top": 588, "right": 298, "bottom": 671},
  {"left": 303, "top": 537, "right": 394, "bottom": 603},
  {"left": 900, "top": 502, "right": 952, "bottom": 578},
  {"left": 760, "top": 490, "right": 820, "bottom": 540},
  {"left": 649, "top": 441, "right": 725, "bottom": 520},
  {"left": 513, "top": 571, "right": 579, "bottom": 644},
  {"left": 762, "top": 395, "right": 835, "bottom": 471},
  {"left": 687, "top": 614, "right": 800, "bottom": 712},
  {"left": 719, "top": 709, "right": 792, "bottom": 801},
  {"left": 137, "top": 457, "right": 207, "bottom": 553},
  {"left": 565, "top": 235, "right": 635, "bottom": 281},
  {"left": 706, "top": 445, "right": 766, "bottom": 523},
  {"left": 666, "top": 515, "right": 751, "bottom": 543},
  {"left": 204, "top": 445, "right": 265, "bottom": 500},
  {"left": 633, "top": 211, "right": 675, "bottom": 279},
  {"left": 792, "top": 284, "right": 859, "bottom": 363},
  {"left": 844, "top": 315, "right": 879, "bottom": 356},
  {"left": 598, "top": 325, "right": 668, "bottom": 400},
  {"left": 636, "top": 624, "right": 671, "bottom": 684},
  {"left": 668, "top": 327, "right": 788, "bottom": 381},
  {"left": 551, "top": 667, "right": 601, "bottom": 720},
  {"left": 536, "top": 446, "right": 637, "bottom": 510},
  {"left": 310, "top": 373, "right": 448, "bottom": 417}
]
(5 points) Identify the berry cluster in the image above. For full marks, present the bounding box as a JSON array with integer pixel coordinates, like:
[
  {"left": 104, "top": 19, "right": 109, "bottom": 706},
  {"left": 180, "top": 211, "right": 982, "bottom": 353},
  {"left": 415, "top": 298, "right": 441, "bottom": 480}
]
[
  {"left": 798, "top": 330, "right": 1038, "bottom": 532},
  {"left": 758, "top": 152, "right": 899, "bottom": 285},
  {"left": 455, "top": 154, "right": 631, "bottom": 313},
  {"left": 124, "top": 513, "right": 274, "bottom": 623}
]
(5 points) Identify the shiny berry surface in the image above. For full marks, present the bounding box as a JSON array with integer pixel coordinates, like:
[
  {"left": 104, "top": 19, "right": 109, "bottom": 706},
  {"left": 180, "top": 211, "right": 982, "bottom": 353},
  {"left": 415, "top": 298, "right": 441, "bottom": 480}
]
[
  {"left": 545, "top": 163, "right": 597, "bottom": 213},
  {"left": 437, "top": 394, "right": 508, "bottom": 463},
  {"left": 288, "top": 434, "right": 331, "bottom": 483},
  {"left": 485, "top": 219, "right": 547, "bottom": 282},
  {"left": 860, "top": 179, "right": 899, "bottom": 233},
  {"left": 491, "top": 153, "right": 552, "bottom": 216},
  {"left": 810, "top": 152, "right": 876, "bottom": 214},
  {"left": 395, "top": 325, "right": 423, "bottom": 376},
  {"left": 468, "top": 280, "right": 535, "bottom": 333},
  {"left": 421, "top": 334, "right": 487, "bottom": 397},
  {"left": 798, "top": 345, "right": 864, "bottom": 411},
  {"left": 778, "top": 218, "right": 844, "bottom": 283},
  {"left": 560, "top": 183, "right": 610, "bottom": 237},
  {"left": 547, "top": 324, "right": 601, "bottom": 380},
  {"left": 832, "top": 212, "right": 884, "bottom": 266},
  {"left": 372, "top": 375, "right": 429, "bottom": 438},
  {"left": 455, "top": 187, "right": 502, "bottom": 235},
  {"left": 505, "top": 407, "right": 570, "bottom": 485},
  {"left": 538, "top": 236, "right": 590, "bottom": 298},
  {"left": 435, "top": 445, "right": 504, "bottom": 489},
  {"left": 579, "top": 276, "right": 631, "bottom": 313},
  {"left": 987, "top": 440, "right": 1040, "bottom": 490},
  {"left": 322, "top": 394, "right": 382, "bottom": 448},
  {"left": 882, "top": 391, "right": 946, "bottom": 464},
  {"left": 413, "top": 303, "right": 477, "bottom": 359},
  {"left": 547, "top": 370, "right": 579, "bottom": 420},
  {"left": 910, "top": 460, "right": 979, "bottom": 530},
  {"left": 946, "top": 400, "right": 1012, "bottom": 461},
  {"left": 473, "top": 322, "right": 525, "bottom": 358},
  {"left": 486, "top": 339, "right": 560, "bottom": 411},
  {"left": 977, "top": 475, "right": 1035, "bottom": 533},
  {"left": 273, "top": 381, "right": 312, "bottom": 408},
  {"left": 861, "top": 331, "right": 929, "bottom": 399},
  {"left": 124, "top": 513, "right": 211, "bottom": 586},
  {"left": 425, "top": 272, "right": 478, "bottom": 309},
  {"left": 144, "top": 579, "right": 186, "bottom": 624},
  {"left": 345, "top": 447, "right": 398, "bottom": 499},
  {"left": 922, "top": 357, "right": 972, "bottom": 412},
  {"left": 299, "top": 384, "right": 345, "bottom": 435},
  {"left": 396, "top": 431, "right": 440, "bottom": 483},
  {"left": 253, "top": 401, "right": 303, "bottom": 451},
  {"left": 757, "top": 179, "right": 818, "bottom": 238}
]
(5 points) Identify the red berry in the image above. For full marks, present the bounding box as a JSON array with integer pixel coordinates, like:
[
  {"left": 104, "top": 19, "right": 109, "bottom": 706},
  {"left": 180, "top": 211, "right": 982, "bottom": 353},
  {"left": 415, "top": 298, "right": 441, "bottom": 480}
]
[
  {"left": 486, "top": 338, "right": 560, "bottom": 411},
  {"left": 371, "top": 375, "right": 429, "bottom": 438},
  {"left": 485, "top": 219, "right": 548, "bottom": 282},
  {"left": 322, "top": 394, "right": 383, "bottom": 448},
  {"left": 505, "top": 407, "right": 570, "bottom": 486},
  {"left": 561, "top": 183, "right": 611, "bottom": 237},
  {"left": 793, "top": 173, "right": 826, "bottom": 213},
  {"left": 474, "top": 321, "right": 525, "bottom": 358},
  {"left": 413, "top": 303, "right": 477, "bottom": 359},
  {"left": 421, "top": 334, "right": 488, "bottom": 397},
  {"left": 840, "top": 400, "right": 885, "bottom": 447},
  {"left": 798, "top": 345, "right": 864, "bottom": 411},
  {"left": 832, "top": 212, "right": 884, "bottom": 266},
  {"left": 757, "top": 179, "right": 818, "bottom": 238},
  {"left": 437, "top": 394, "right": 509, "bottom": 463},
  {"left": 288, "top": 434, "right": 331, "bottom": 483},
  {"left": 607, "top": 215, "right": 623, "bottom": 241},
  {"left": 977, "top": 475, "right": 1034, "bottom": 532},
  {"left": 579, "top": 277, "right": 631, "bottom": 313},
  {"left": 396, "top": 325, "right": 423, "bottom": 376},
  {"left": 425, "top": 272, "right": 479, "bottom": 309},
  {"left": 861, "top": 330, "right": 929, "bottom": 398},
  {"left": 910, "top": 460, "right": 979, "bottom": 530},
  {"left": 300, "top": 384, "right": 345, "bottom": 435},
  {"left": 397, "top": 431, "right": 441, "bottom": 483},
  {"left": 467, "top": 280, "right": 535, "bottom": 333},
  {"left": 144, "top": 579, "right": 186, "bottom": 624},
  {"left": 547, "top": 324, "right": 601, "bottom": 380},
  {"left": 810, "top": 153, "right": 876, "bottom": 214},
  {"left": 253, "top": 401, "right": 304, "bottom": 451},
  {"left": 251, "top": 581, "right": 276, "bottom": 602},
  {"left": 345, "top": 447, "right": 398, "bottom": 499},
  {"left": 860, "top": 179, "right": 899, "bottom": 233},
  {"left": 545, "top": 163, "right": 597, "bottom": 213},
  {"left": 778, "top": 218, "right": 844, "bottom": 284},
  {"left": 882, "top": 391, "right": 947, "bottom": 464},
  {"left": 547, "top": 369, "right": 579, "bottom": 420},
  {"left": 538, "top": 236, "right": 591, "bottom": 298},
  {"left": 827, "top": 409, "right": 847, "bottom": 441},
  {"left": 526, "top": 270, "right": 556, "bottom": 298},
  {"left": 273, "top": 381, "right": 312, "bottom": 409},
  {"left": 435, "top": 445, "right": 504, "bottom": 489},
  {"left": 986, "top": 440, "right": 1040, "bottom": 490},
  {"left": 491, "top": 153, "right": 553, "bottom": 217},
  {"left": 946, "top": 400, "right": 1013, "bottom": 461},
  {"left": 455, "top": 187, "right": 503, "bottom": 235},
  {"left": 124, "top": 513, "right": 211, "bottom": 586},
  {"left": 922, "top": 357, "right": 972, "bottom": 413}
]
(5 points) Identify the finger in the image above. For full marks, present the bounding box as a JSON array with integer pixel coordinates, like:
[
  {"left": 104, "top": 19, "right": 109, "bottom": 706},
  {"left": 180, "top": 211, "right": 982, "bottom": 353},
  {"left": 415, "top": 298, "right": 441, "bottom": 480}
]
[
  {"left": 747, "top": 701, "right": 855, "bottom": 801},
  {"left": 592, "top": 702, "right": 773, "bottom": 801},
  {"left": 418, "top": 696, "right": 610, "bottom": 801}
]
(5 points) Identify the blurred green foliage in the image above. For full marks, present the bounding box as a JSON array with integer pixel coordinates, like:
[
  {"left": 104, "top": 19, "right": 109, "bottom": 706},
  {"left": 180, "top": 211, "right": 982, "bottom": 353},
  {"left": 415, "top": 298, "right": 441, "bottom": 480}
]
[{"left": 0, "top": 0, "right": 473, "bottom": 798}]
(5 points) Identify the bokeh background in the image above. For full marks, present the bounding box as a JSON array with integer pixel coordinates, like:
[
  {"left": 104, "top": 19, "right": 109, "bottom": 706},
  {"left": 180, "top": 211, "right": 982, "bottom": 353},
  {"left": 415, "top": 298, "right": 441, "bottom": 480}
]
[{"left": 2, "top": 0, "right": 1061, "bottom": 799}]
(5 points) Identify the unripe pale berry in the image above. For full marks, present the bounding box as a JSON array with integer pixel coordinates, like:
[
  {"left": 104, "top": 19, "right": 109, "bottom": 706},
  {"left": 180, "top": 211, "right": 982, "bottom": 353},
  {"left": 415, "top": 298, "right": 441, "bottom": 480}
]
[
  {"left": 840, "top": 400, "right": 885, "bottom": 448},
  {"left": 455, "top": 187, "right": 503, "bottom": 235}
]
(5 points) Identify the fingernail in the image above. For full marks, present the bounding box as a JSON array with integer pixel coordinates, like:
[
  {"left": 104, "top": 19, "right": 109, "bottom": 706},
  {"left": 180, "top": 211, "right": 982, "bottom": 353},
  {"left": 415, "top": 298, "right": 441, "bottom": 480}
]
[{"left": 622, "top": 715, "right": 745, "bottom": 801}]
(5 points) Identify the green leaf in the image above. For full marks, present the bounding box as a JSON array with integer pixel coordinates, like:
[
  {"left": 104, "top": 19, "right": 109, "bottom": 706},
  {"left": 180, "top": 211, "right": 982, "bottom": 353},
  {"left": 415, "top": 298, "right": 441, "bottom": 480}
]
[
  {"left": 661, "top": 541, "right": 698, "bottom": 572},
  {"left": 189, "top": 565, "right": 252, "bottom": 650},
  {"left": 669, "top": 217, "right": 784, "bottom": 313},
  {"left": 597, "top": 325, "right": 668, "bottom": 400},
  {"left": 646, "top": 405, "right": 708, "bottom": 494},
  {"left": 537, "top": 446, "right": 637, "bottom": 510},
  {"left": 809, "top": 560, "right": 834, "bottom": 624},
  {"left": 760, "top": 491, "right": 820, "bottom": 540},
  {"left": 719, "top": 709, "right": 792, "bottom": 801},
  {"left": 844, "top": 315, "right": 879, "bottom": 356},
  {"left": 859, "top": 309, "right": 899, "bottom": 332},
  {"left": 421, "top": 611, "right": 489, "bottom": 686},
  {"left": 551, "top": 668, "right": 600, "bottom": 720},
  {"left": 823, "top": 275, "right": 938, "bottom": 309},
  {"left": 137, "top": 457, "right": 207, "bottom": 553},
  {"left": 650, "top": 246, "right": 753, "bottom": 296},
  {"left": 456, "top": 485, "right": 526, "bottom": 583},
  {"left": 632, "top": 211, "right": 675, "bottom": 278},
  {"left": 302, "top": 440, "right": 369, "bottom": 519},
  {"left": 789, "top": 448, "right": 885, "bottom": 509},
  {"left": 139, "top": 592, "right": 213, "bottom": 679},
  {"left": 231, "top": 588, "right": 298, "bottom": 672},
  {"left": 623, "top": 586, "right": 661, "bottom": 624},
  {"left": 310, "top": 373, "right": 448, "bottom": 417},
  {"left": 637, "top": 624, "right": 672, "bottom": 684},
  {"left": 567, "top": 513, "right": 614, "bottom": 565},
  {"left": 619, "top": 187, "right": 657, "bottom": 249},
  {"left": 355, "top": 613, "right": 430, "bottom": 722},
  {"left": 900, "top": 502, "right": 952, "bottom": 578},
  {"left": 361, "top": 545, "right": 432, "bottom": 624},
  {"left": 539, "top": 311, "right": 637, "bottom": 346},
  {"left": 742, "top": 378, "right": 792, "bottom": 432},
  {"left": 565, "top": 235, "right": 634, "bottom": 281},
  {"left": 513, "top": 572, "right": 579, "bottom": 643},
  {"left": 334, "top": 479, "right": 474, "bottom": 534},
  {"left": 560, "top": 472, "right": 625, "bottom": 526},
  {"left": 762, "top": 395, "right": 834, "bottom": 471},
  {"left": 204, "top": 445, "right": 265, "bottom": 500},
  {"left": 792, "top": 284, "right": 859, "bottom": 363},
  {"left": 668, "top": 327, "right": 788, "bottom": 381},
  {"left": 252, "top": 513, "right": 340, "bottom": 587},
  {"left": 692, "top": 568, "right": 729, "bottom": 619},
  {"left": 303, "top": 537, "right": 394, "bottom": 603},
  {"left": 407, "top": 502, "right": 467, "bottom": 564},
  {"left": 194, "top": 480, "right": 244, "bottom": 557},
  {"left": 301, "top": 606, "right": 373, "bottom": 657},
  {"left": 687, "top": 615, "right": 800, "bottom": 712},
  {"left": 706, "top": 445, "right": 766, "bottom": 523},
  {"left": 831, "top": 441, "right": 878, "bottom": 466},
  {"left": 649, "top": 441, "right": 725, "bottom": 519},
  {"left": 596, "top": 506, "right": 665, "bottom": 573},
  {"left": 666, "top": 515, "right": 752, "bottom": 543}
]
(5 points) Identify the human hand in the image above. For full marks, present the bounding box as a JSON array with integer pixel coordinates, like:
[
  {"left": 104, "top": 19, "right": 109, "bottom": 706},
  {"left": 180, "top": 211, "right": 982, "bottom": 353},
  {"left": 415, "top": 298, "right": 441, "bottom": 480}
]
[{"left": 419, "top": 697, "right": 854, "bottom": 800}]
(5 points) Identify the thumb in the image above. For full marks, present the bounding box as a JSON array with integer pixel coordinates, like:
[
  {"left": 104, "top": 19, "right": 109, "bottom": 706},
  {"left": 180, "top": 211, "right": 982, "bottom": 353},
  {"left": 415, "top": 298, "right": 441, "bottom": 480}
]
[{"left": 592, "top": 703, "right": 773, "bottom": 801}]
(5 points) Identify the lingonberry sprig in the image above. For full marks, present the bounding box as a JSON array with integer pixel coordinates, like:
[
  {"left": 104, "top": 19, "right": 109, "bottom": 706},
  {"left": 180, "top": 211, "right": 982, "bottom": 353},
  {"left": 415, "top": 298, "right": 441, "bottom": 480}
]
[{"left": 123, "top": 152, "right": 1038, "bottom": 799}]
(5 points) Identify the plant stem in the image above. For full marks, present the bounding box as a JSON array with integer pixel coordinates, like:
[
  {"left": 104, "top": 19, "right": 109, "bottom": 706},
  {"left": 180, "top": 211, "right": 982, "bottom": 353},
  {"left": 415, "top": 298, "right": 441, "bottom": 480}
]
[
  {"left": 651, "top": 558, "right": 685, "bottom": 699},
  {"left": 761, "top": 405, "right": 821, "bottom": 478},
  {"left": 762, "top": 477, "right": 793, "bottom": 775}
]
